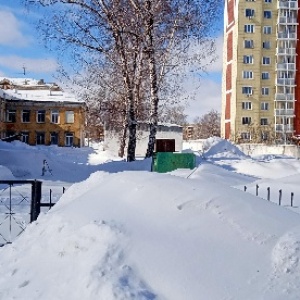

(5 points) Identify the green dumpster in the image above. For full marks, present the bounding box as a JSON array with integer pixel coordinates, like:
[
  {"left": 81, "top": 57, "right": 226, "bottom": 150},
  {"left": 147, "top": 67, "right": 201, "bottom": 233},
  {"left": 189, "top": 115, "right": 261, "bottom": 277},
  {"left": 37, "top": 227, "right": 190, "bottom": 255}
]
[{"left": 152, "top": 152, "right": 196, "bottom": 173}]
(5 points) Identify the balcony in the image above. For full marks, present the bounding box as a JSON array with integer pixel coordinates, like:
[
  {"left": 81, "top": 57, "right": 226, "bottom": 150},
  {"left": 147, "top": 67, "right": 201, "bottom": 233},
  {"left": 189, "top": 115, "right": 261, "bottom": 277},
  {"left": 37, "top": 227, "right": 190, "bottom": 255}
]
[
  {"left": 277, "top": 32, "right": 297, "bottom": 39},
  {"left": 278, "top": 17, "right": 298, "bottom": 24},
  {"left": 275, "top": 124, "right": 294, "bottom": 132},
  {"left": 277, "top": 48, "right": 296, "bottom": 55},
  {"left": 276, "top": 63, "right": 296, "bottom": 71},
  {"left": 275, "top": 93, "right": 295, "bottom": 101},
  {"left": 275, "top": 109, "right": 295, "bottom": 116},
  {"left": 276, "top": 78, "right": 295, "bottom": 86},
  {"left": 278, "top": 1, "right": 298, "bottom": 9}
]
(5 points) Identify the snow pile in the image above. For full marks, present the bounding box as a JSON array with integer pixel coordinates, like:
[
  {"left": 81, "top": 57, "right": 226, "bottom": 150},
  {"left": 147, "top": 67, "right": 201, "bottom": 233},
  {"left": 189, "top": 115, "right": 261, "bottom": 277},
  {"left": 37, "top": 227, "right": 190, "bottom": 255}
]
[
  {"left": 1, "top": 170, "right": 300, "bottom": 299},
  {"left": 203, "top": 137, "right": 248, "bottom": 159},
  {"left": 1, "top": 138, "right": 300, "bottom": 299}
]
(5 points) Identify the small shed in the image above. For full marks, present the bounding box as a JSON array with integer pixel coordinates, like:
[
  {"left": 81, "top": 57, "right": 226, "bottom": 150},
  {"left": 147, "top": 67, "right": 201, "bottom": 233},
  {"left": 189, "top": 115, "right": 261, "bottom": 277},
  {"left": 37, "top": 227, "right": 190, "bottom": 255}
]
[{"left": 104, "top": 122, "right": 183, "bottom": 157}]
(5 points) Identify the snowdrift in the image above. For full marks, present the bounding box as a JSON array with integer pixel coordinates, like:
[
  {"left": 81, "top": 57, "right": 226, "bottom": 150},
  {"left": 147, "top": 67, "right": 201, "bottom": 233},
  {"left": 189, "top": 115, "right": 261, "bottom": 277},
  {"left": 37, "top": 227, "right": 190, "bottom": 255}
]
[{"left": 1, "top": 171, "right": 300, "bottom": 299}]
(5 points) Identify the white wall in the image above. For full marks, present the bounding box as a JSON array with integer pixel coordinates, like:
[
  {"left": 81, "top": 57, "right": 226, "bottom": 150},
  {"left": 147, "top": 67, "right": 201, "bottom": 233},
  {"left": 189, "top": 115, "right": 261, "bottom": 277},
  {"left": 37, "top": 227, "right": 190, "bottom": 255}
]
[
  {"left": 104, "top": 129, "right": 183, "bottom": 157},
  {"left": 238, "top": 144, "right": 300, "bottom": 159}
]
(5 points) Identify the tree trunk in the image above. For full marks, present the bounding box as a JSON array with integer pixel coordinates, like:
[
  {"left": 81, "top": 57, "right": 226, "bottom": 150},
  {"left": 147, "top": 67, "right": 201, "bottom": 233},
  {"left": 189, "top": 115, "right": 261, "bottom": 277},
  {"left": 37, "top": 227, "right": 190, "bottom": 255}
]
[
  {"left": 118, "top": 119, "right": 127, "bottom": 158},
  {"left": 145, "top": 0, "right": 159, "bottom": 158}
]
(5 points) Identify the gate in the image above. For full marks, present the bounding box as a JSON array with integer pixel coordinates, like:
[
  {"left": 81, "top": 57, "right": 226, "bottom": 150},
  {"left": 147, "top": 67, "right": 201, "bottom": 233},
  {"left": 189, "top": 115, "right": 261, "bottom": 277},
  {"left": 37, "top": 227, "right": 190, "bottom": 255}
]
[{"left": 0, "top": 180, "right": 52, "bottom": 246}]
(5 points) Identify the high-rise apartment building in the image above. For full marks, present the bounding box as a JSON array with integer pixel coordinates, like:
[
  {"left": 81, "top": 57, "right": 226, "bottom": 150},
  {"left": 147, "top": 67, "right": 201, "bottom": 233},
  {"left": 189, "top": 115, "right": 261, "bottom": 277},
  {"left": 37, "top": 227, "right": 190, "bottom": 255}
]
[{"left": 222, "top": 0, "right": 300, "bottom": 143}]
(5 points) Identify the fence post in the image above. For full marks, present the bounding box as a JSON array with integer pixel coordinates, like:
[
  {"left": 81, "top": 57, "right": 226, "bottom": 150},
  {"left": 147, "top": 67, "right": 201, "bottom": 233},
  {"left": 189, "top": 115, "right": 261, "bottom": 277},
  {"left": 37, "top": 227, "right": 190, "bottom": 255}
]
[
  {"left": 291, "top": 192, "right": 294, "bottom": 207},
  {"left": 267, "top": 187, "right": 270, "bottom": 201},
  {"left": 279, "top": 189, "right": 282, "bottom": 206},
  {"left": 50, "top": 189, "right": 52, "bottom": 208},
  {"left": 30, "top": 180, "right": 42, "bottom": 222},
  {"left": 244, "top": 186, "right": 247, "bottom": 192},
  {"left": 256, "top": 184, "right": 259, "bottom": 196}
]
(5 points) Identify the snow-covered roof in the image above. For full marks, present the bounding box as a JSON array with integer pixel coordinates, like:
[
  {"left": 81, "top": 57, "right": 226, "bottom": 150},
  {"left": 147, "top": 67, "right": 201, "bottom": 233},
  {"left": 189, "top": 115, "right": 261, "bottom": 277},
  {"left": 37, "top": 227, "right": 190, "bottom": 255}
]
[{"left": 0, "top": 77, "right": 84, "bottom": 104}]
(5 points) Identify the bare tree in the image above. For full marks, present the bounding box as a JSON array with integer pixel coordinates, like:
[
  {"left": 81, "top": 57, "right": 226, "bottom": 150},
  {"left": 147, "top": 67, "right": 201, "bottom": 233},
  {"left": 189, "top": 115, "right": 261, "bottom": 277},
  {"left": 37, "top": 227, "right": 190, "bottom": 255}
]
[
  {"left": 24, "top": 0, "right": 148, "bottom": 161},
  {"left": 159, "top": 104, "right": 187, "bottom": 126},
  {"left": 127, "top": 0, "right": 222, "bottom": 157},
  {"left": 193, "top": 109, "right": 220, "bottom": 139},
  {"left": 25, "top": 0, "right": 221, "bottom": 159}
]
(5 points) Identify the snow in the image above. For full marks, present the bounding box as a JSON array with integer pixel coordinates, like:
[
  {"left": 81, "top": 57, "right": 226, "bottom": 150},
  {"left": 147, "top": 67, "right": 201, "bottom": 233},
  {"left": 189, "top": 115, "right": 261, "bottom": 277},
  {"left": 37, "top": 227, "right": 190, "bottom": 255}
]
[
  {"left": 1, "top": 137, "right": 300, "bottom": 299},
  {"left": 0, "top": 77, "right": 83, "bottom": 103}
]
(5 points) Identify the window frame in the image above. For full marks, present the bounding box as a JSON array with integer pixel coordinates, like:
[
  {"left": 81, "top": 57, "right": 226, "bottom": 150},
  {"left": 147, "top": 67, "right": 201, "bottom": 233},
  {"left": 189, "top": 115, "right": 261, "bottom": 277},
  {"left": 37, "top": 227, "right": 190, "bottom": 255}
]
[
  {"left": 242, "top": 101, "right": 252, "bottom": 110},
  {"left": 242, "top": 117, "right": 252, "bottom": 125},
  {"left": 244, "top": 24, "right": 255, "bottom": 33},
  {"left": 244, "top": 39, "right": 254, "bottom": 49},
  {"left": 243, "top": 70, "right": 253, "bottom": 79},
  {"left": 264, "top": 10, "right": 272, "bottom": 19},
  {"left": 65, "top": 111, "right": 74, "bottom": 124},
  {"left": 261, "top": 102, "right": 269, "bottom": 111},
  {"left": 243, "top": 55, "right": 254, "bottom": 64},
  {"left": 51, "top": 110, "right": 60, "bottom": 124},
  {"left": 6, "top": 110, "right": 16, "bottom": 123},
  {"left": 65, "top": 132, "right": 74, "bottom": 147},
  {"left": 262, "top": 72, "right": 270, "bottom": 80},
  {"left": 22, "top": 110, "right": 30, "bottom": 123},
  {"left": 242, "top": 86, "right": 253, "bottom": 95},
  {"left": 263, "top": 26, "right": 272, "bottom": 34},
  {"left": 262, "top": 57, "right": 271, "bottom": 65},
  {"left": 260, "top": 118, "right": 268, "bottom": 126},
  {"left": 36, "top": 132, "right": 45, "bottom": 145},
  {"left": 36, "top": 110, "right": 46, "bottom": 123},
  {"left": 261, "top": 87, "right": 270, "bottom": 95},
  {"left": 262, "top": 41, "right": 271, "bottom": 49}
]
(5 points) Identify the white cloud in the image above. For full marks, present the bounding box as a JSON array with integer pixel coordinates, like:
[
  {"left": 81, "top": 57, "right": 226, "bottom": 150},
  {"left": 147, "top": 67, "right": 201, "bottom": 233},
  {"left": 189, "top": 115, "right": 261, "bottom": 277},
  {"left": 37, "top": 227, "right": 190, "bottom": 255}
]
[
  {"left": 184, "top": 77, "right": 222, "bottom": 122},
  {"left": 0, "top": 55, "right": 58, "bottom": 74},
  {"left": 0, "top": 10, "right": 32, "bottom": 47}
]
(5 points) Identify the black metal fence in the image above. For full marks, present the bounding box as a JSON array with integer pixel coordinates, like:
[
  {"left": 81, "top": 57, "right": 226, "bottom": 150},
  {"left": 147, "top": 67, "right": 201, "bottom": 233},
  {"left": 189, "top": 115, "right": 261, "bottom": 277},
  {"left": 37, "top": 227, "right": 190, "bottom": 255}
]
[
  {"left": 0, "top": 180, "right": 65, "bottom": 246},
  {"left": 243, "top": 184, "right": 295, "bottom": 207}
]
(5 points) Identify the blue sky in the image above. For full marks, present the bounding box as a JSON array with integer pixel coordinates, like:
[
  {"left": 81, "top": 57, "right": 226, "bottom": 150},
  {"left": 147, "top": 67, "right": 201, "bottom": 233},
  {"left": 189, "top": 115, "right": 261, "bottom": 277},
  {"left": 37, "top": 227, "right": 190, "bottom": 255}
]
[
  {"left": 0, "top": 1, "right": 58, "bottom": 82},
  {"left": 0, "top": 1, "right": 224, "bottom": 120}
]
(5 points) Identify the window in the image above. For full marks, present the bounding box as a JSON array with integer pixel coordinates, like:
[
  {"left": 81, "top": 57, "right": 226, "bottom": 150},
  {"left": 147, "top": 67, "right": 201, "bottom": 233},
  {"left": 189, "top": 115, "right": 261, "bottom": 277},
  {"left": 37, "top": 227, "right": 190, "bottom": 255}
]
[
  {"left": 261, "top": 102, "right": 269, "bottom": 110},
  {"left": 6, "top": 110, "right": 16, "bottom": 123},
  {"left": 263, "top": 41, "right": 271, "bottom": 49},
  {"left": 22, "top": 110, "right": 30, "bottom": 123},
  {"left": 263, "top": 26, "right": 272, "bottom": 34},
  {"left": 243, "top": 55, "right": 253, "bottom": 64},
  {"left": 51, "top": 110, "right": 60, "bottom": 124},
  {"left": 261, "top": 118, "right": 268, "bottom": 126},
  {"left": 265, "top": 0, "right": 272, "bottom": 3},
  {"left": 242, "top": 117, "right": 252, "bottom": 125},
  {"left": 242, "top": 101, "right": 252, "bottom": 110},
  {"left": 50, "top": 132, "right": 58, "bottom": 145},
  {"left": 262, "top": 87, "right": 269, "bottom": 95},
  {"left": 264, "top": 11, "right": 272, "bottom": 19},
  {"left": 262, "top": 72, "right": 270, "bottom": 80},
  {"left": 65, "top": 111, "right": 74, "bottom": 123},
  {"left": 245, "top": 9, "right": 255, "bottom": 17},
  {"left": 244, "top": 40, "right": 254, "bottom": 48},
  {"left": 37, "top": 110, "right": 46, "bottom": 123},
  {"left": 242, "top": 86, "right": 253, "bottom": 95},
  {"left": 262, "top": 57, "right": 271, "bottom": 65},
  {"left": 244, "top": 24, "right": 254, "bottom": 33},
  {"left": 65, "top": 133, "right": 74, "bottom": 147},
  {"left": 243, "top": 71, "right": 253, "bottom": 79},
  {"left": 36, "top": 132, "right": 45, "bottom": 145},
  {"left": 261, "top": 132, "right": 268, "bottom": 141},
  {"left": 21, "top": 132, "right": 29, "bottom": 144},
  {"left": 241, "top": 132, "right": 251, "bottom": 140}
]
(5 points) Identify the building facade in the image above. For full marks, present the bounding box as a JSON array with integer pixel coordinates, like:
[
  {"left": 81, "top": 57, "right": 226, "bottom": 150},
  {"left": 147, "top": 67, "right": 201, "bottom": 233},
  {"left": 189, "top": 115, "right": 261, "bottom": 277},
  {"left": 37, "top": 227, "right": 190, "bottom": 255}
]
[
  {"left": 222, "top": 0, "right": 300, "bottom": 143},
  {"left": 0, "top": 78, "right": 86, "bottom": 147}
]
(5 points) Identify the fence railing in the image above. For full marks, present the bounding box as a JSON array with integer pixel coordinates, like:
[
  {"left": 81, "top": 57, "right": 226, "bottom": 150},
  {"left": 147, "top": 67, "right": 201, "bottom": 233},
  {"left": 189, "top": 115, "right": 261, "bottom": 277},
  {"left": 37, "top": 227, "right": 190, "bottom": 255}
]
[{"left": 243, "top": 184, "right": 295, "bottom": 207}]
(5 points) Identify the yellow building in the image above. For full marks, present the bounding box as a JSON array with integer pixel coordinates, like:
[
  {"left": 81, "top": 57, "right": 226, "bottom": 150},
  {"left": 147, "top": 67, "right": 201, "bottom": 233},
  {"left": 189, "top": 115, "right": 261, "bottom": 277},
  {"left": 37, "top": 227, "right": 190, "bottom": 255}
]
[
  {"left": 0, "top": 78, "right": 86, "bottom": 147},
  {"left": 222, "top": 0, "right": 300, "bottom": 143}
]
